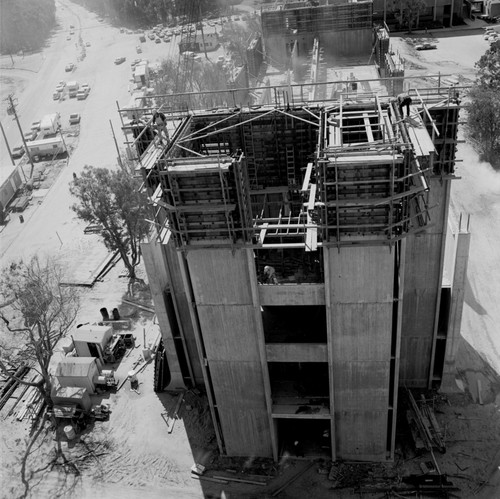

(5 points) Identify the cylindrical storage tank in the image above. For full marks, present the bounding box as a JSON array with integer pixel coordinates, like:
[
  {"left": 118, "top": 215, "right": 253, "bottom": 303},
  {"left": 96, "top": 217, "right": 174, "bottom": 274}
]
[
  {"left": 112, "top": 308, "right": 120, "bottom": 320},
  {"left": 64, "top": 425, "right": 76, "bottom": 440},
  {"left": 100, "top": 308, "right": 109, "bottom": 320}
]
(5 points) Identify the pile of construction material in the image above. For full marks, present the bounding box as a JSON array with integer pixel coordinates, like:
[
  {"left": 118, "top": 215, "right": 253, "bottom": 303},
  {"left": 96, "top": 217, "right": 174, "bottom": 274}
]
[{"left": 406, "top": 389, "right": 446, "bottom": 454}]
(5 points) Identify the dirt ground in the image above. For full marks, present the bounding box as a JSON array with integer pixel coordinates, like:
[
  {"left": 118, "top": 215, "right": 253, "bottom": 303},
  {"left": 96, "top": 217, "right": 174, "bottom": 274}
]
[{"left": 2, "top": 2, "right": 500, "bottom": 498}]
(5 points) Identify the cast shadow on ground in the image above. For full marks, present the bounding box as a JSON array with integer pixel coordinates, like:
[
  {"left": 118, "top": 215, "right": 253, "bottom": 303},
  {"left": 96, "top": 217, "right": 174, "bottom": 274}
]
[{"left": 464, "top": 274, "right": 488, "bottom": 316}]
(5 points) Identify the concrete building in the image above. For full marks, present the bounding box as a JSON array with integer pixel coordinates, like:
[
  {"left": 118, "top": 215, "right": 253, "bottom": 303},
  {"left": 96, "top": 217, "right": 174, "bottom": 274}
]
[
  {"left": 261, "top": 0, "right": 373, "bottom": 67},
  {"left": 118, "top": 0, "right": 469, "bottom": 463},
  {"left": 125, "top": 76, "right": 467, "bottom": 462}
]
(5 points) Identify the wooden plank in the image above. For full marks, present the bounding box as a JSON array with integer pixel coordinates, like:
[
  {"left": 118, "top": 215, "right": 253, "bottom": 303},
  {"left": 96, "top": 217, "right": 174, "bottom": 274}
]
[
  {"left": 212, "top": 475, "right": 267, "bottom": 485},
  {"left": 301, "top": 162, "right": 313, "bottom": 192},
  {"left": 307, "top": 183, "right": 317, "bottom": 211},
  {"left": 363, "top": 114, "right": 374, "bottom": 143},
  {"left": 259, "top": 222, "right": 269, "bottom": 244},
  {"left": 305, "top": 210, "right": 317, "bottom": 252}
]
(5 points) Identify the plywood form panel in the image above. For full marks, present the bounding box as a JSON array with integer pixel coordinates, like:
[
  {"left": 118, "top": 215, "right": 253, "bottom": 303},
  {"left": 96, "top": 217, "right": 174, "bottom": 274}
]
[
  {"left": 335, "top": 410, "right": 388, "bottom": 461},
  {"left": 329, "top": 245, "right": 394, "bottom": 303},
  {"left": 187, "top": 249, "right": 252, "bottom": 305},
  {"left": 331, "top": 303, "right": 392, "bottom": 361},
  {"left": 198, "top": 305, "right": 261, "bottom": 362},
  {"left": 259, "top": 283, "right": 325, "bottom": 306},
  {"left": 265, "top": 343, "right": 328, "bottom": 363},
  {"left": 209, "top": 360, "right": 273, "bottom": 457}
]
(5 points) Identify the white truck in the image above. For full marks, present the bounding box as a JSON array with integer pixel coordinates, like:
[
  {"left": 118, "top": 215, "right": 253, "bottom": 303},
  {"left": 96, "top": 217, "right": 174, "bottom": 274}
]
[
  {"left": 67, "top": 81, "right": 79, "bottom": 98},
  {"left": 39, "top": 113, "right": 61, "bottom": 136},
  {"left": 25, "top": 137, "right": 66, "bottom": 160}
]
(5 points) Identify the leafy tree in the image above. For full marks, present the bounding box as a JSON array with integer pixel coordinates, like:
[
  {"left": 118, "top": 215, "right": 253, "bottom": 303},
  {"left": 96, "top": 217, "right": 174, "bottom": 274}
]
[
  {"left": 69, "top": 161, "right": 151, "bottom": 279},
  {"left": 0, "top": 0, "right": 56, "bottom": 54},
  {"left": 466, "top": 41, "right": 500, "bottom": 167},
  {"left": 389, "top": 0, "right": 427, "bottom": 33},
  {"left": 0, "top": 257, "right": 79, "bottom": 410}
]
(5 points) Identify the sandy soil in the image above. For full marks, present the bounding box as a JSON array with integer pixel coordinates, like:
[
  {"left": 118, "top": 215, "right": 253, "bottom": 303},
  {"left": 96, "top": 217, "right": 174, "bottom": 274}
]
[{"left": 2, "top": 2, "right": 500, "bottom": 499}]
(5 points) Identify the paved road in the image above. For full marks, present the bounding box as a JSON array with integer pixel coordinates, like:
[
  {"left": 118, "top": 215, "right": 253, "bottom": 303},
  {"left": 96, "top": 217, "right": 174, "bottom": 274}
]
[{"left": 0, "top": 0, "right": 181, "bottom": 265}]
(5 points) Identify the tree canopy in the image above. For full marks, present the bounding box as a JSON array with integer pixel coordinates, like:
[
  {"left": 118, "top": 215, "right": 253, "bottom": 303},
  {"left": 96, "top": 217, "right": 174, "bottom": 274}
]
[
  {"left": 69, "top": 161, "right": 151, "bottom": 279},
  {"left": 70, "top": 0, "right": 223, "bottom": 27},
  {"left": 0, "top": 0, "right": 56, "bottom": 54},
  {"left": 0, "top": 256, "right": 79, "bottom": 409},
  {"left": 466, "top": 41, "right": 500, "bottom": 167},
  {"left": 389, "top": 0, "right": 427, "bottom": 32}
]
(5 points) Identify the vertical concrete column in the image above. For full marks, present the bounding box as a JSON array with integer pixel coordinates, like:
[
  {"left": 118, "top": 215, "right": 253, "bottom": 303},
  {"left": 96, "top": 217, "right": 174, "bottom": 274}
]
[
  {"left": 441, "top": 229, "right": 471, "bottom": 391},
  {"left": 141, "top": 239, "right": 186, "bottom": 389},
  {"left": 186, "top": 247, "right": 273, "bottom": 457},
  {"left": 327, "top": 244, "right": 395, "bottom": 461}
]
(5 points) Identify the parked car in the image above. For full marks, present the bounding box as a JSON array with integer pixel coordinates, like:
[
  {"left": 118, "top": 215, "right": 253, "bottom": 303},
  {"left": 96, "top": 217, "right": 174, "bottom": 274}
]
[
  {"left": 55, "top": 84, "right": 64, "bottom": 93},
  {"left": 81, "top": 83, "right": 90, "bottom": 93},
  {"left": 136, "top": 45, "right": 142, "bottom": 53},
  {"left": 415, "top": 43, "right": 437, "bottom": 51},
  {"left": 65, "top": 63, "right": 75, "bottom": 72},
  {"left": 53, "top": 91, "right": 61, "bottom": 100},
  {"left": 86, "top": 42, "right": 91, "bottom": 47},
  {"left": 155, "top": 38, "right": 161, "bottom": 43},
  {"left": 69, "top": 113, "right": 81, "bottom": 125},
  {"left": 23, "top": 130, "right": 37, "bottom": 141},
  {"left": 31, "top": 121, "right": 41, "bottom": 132},
  {"left": 12, "top": 146, "right": 25, "bottom": 159},
  {"left": 114, "top": 57, "right": 126, "bottom": 65},
  {"left": 70, "top": 30, "right": 75, "bottom": 35}
]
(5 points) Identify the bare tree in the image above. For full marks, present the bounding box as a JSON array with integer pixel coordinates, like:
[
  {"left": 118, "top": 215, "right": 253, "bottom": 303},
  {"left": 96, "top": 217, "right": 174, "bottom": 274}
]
[
  {"left": 0, "top": 256, "right": 79, "bottom": 410},
  {"left": 390, "top": 0, "right": 427, "bottom": 33},
  {"left": 70, "top": 160, "right": 151, "bottom": 280}
]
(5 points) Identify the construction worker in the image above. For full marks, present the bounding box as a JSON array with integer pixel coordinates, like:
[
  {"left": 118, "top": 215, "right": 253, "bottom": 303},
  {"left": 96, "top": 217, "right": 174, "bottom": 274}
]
[
  {"left": 152, "top": 108, "right": 169, "bottom": 145},
  {"left": 264, "top": 265, "right": 278, "bottom": 285},
  {"left": 397, "top": 92, "right": 412, "bottom": 117}
]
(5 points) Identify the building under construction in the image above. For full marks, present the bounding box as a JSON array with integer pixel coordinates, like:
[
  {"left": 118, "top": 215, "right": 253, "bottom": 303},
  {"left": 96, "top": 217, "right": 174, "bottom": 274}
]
[{"left": 120, "top": 0, "right": 470, "bottom": 463}]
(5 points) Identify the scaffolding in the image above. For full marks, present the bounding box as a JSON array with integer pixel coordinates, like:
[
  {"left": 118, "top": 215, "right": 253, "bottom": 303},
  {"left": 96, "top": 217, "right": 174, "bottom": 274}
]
[{"left": 120, "top": 79, "right": 461, "bottom": 250}]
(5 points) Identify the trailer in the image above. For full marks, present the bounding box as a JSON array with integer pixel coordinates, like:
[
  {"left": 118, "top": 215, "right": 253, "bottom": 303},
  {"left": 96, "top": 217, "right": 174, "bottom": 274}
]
[
  {"left": 40, "top": 113, "right": 61, "bottom": 135},
  {"left": 25, "top": 137, "right": 67, "bottom": 160}
]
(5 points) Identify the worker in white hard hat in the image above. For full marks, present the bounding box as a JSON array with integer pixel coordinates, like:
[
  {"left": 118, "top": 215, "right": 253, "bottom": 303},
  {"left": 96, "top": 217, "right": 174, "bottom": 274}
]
[
  {"left": 263, "top": 265, "right": 278, "bottom": 285},
  {"left": 152, "top": 108, "right": 169, "bottom": 146}
]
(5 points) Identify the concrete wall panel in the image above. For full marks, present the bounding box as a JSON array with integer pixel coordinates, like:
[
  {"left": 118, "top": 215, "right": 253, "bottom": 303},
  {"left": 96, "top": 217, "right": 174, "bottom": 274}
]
[
  {"left": 259, "top": 283, "right": 325, "bottom": 306},
  {"left": 326, "top": 245, "right": 394, "bottom": 460},
  {"left": 330, "top": 245, "right": 394, "bottom": 303},
  {"left": 209, "top": 360, "right": 273, "bottom": 457},
  {"left": 198, "top": 305, "right": 261, "bottom": 362},
  {"left": 266, "top": 343, "right": 328, "bottom": 363},
  {"left": 332, "top": 303, "right": 392, "bottom": 361},
  {"left": 187, "top": 249, "right": 252, "bottom": 305},
  {"left": 334, "top": 361, "right": 390, "bottom": 412},
  {"left": 141, "top": 240, "right": 185, "bottom": 388},
  {"left": 334, "top": 410, "right": 388, "bottom": 461}
]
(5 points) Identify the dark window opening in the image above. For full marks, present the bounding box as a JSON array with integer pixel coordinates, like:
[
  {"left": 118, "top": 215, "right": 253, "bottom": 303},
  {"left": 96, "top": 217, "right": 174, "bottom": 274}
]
[
  {"left": 256, "top": 248, "right": 324, "bottom": 284},
  {"left": 263, "top": 305, "right": 327, "bottom": 343},
  {"left": 276, "top": 418, "right": 331, "bottom": 458},
  {"left": 438, "top": 287, "right": 451, "bottom": 337},
  {"left": 269, "top": 362, "right": 329, "bottom": 405},
  {"left": 433, "top": 338, "right": 446, "bottom": 379}
]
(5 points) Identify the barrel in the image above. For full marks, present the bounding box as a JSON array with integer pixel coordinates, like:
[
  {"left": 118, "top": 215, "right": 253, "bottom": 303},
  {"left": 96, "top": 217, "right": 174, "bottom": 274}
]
[{"left": 64, "top": 425, "right": 76, "bottom": 440}]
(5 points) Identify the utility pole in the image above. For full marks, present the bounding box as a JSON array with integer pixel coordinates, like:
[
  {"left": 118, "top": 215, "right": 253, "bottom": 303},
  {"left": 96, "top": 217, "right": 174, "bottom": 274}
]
[
  {"left": 6, "top": 94, "right": 35, "bottom": 178},
  {"left": 109, "top": 120, "right": 123, "bottom": 168},
  {"left": 58, "top": 128, "right": 69, "bottom": 159},
  {"left": 0, "top": 120, "right": 15, "bottom": 166}
]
